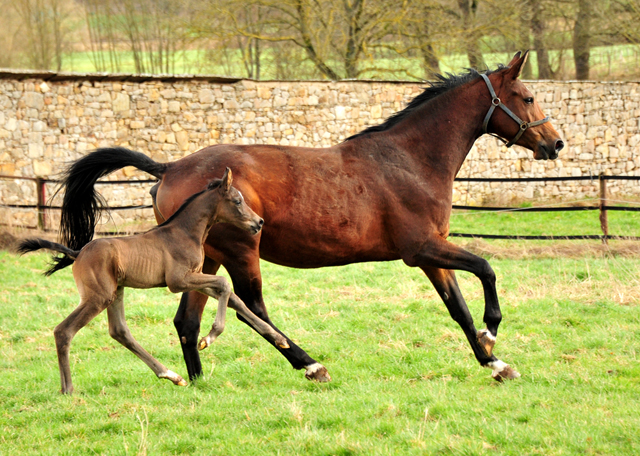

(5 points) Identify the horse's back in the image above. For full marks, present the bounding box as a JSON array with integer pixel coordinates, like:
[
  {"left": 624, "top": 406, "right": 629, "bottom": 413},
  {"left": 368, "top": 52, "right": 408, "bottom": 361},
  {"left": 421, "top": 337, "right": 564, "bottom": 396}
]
[{"left": 155, "top": 144, "right": 400, "bottom": 268}]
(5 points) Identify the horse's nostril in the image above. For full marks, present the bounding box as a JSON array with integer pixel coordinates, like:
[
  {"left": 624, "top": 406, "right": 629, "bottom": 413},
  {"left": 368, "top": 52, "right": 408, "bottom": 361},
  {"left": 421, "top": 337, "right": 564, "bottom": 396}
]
[
  {"left": 555, "top": 139, "right": 565, "bottom": 152},
  {"left": 258, "top": 218, "right": 264, "bottom": 226}
]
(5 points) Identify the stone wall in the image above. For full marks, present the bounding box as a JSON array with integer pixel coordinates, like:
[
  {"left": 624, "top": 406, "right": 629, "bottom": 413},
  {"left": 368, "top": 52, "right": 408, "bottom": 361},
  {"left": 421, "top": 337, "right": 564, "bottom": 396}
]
[{"left": 0, "top": 70, "right": 639, "bottom": 230}]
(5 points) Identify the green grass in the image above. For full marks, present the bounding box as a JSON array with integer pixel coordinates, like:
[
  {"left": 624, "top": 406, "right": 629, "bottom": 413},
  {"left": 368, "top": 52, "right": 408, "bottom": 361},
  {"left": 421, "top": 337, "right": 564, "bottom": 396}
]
[
  {"left": 59, "top": 43, "right": 640, "bottom": 80},
  {"left": 450, "top": 205, "right": 640, "bottom": 238},
  {"left": 1, "top": 242, "right": 639, "bottom": 455}
]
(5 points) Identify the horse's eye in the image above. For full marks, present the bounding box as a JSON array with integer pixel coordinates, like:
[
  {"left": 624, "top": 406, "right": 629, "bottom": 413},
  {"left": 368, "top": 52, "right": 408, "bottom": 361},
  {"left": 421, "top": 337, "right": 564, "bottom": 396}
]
[
  {"left": 524, "top": 97, "right": 534, "bottom": 105},
  {"left": 235, "top": 200, "right": 242, "bottom": 206}
]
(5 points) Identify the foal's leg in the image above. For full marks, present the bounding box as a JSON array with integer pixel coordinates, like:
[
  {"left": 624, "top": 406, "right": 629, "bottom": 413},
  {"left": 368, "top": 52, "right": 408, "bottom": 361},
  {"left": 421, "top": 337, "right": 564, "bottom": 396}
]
[
  {"left": 175, "top": 272, "right": 290, "bottom": 351},
  {"left": 406, "top": 236, "right": 520, "bottom": 381},
  {"left": 54, "top": 293, "right": 113, "bottom": 394},
  {"left": 106, "top": 287, "right": 187, "bottom": 386}
]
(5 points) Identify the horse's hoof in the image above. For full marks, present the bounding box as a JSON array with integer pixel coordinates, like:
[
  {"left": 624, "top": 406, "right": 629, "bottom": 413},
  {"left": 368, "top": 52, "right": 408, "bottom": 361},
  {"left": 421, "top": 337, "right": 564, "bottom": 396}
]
[
  {"left": 198, "top": 338, "right": 209, "bottom": 351},
  {"left": 488, "top": 361, "right": 520, "bottom": 382},
  {"left": 176, "top": 378, "right": 188, "bottom": 386},
  {"left": 304, "top": 363, "right": 331, "bottom": 382},
  {"left": 477, "top": 329, "right": 496, "bottom": 357}
]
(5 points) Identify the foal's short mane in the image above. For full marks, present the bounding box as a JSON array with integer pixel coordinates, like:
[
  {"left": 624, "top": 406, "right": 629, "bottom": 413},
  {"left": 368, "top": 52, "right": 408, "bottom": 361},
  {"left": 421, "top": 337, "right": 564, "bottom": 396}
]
[
  {"left": 345, "top": 65, "right": 505, "bottom": 141},
  {"left": 156, "top": 179, "right": 223, "bottom": 228}
]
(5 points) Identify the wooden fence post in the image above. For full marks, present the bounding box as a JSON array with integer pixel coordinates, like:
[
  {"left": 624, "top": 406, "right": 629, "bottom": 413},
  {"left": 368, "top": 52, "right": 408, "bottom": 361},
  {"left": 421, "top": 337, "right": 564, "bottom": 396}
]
[
  {"left": 599, "top": 174, "right": 608, "bottom": 244},
  {"left": 36, "top": 178, "right": 46, "bottom": 231}
]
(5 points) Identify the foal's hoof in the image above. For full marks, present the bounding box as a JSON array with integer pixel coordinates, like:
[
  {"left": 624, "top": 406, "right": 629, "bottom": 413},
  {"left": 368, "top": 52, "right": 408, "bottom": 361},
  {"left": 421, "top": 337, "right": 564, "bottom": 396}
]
[
  {"left": 304, "top": 363, "right": 331, "bottom": 382},
  {"left": 487, "top": 361, "right": 521, "bottom": 382},
  {"left": 275, "top": 335, "right": 290, "bottom": 349},
  {"left": 477, "top": 329, "right": 496, "bottom": 357},
  {"left": 198, "top": 338, "right": 209, "bottom": 351},
  {"left": 159, "top": 370, "right": 188, "bottom": 386}
]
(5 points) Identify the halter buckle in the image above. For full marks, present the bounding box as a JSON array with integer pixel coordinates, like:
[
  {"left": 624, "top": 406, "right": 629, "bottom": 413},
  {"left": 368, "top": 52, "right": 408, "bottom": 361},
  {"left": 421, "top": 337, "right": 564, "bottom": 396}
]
[{"left": 492, "top": 98, "right": 501, "bottom": 106}]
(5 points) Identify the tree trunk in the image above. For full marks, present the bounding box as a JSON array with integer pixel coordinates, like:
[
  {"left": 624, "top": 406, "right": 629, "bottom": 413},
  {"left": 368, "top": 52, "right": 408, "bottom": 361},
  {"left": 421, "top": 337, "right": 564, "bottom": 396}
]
[
  {"left": 457, "top": 0, "right": 485, "bottom": 69},
  {"left": 531, "top": 0, "right": 551, "bottom": 79},
  {"left": 344, "top": 0, "right": 364, "bottom": 79},
  {"left": 294, "top": 0, "right": 339, "bottom": 80},
  {"left": 518, "top": 0, "right": 532, "bottom": 79},
  {"left": 573, "top": 0, "right": 591, "bottom": 80}
]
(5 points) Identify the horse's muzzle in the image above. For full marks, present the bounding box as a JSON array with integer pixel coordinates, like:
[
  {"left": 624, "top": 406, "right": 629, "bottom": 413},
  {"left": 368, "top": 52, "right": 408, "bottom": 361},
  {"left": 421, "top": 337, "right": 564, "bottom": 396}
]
[{"left": 535, "top": 139, "right": 564, "bottom": 160}]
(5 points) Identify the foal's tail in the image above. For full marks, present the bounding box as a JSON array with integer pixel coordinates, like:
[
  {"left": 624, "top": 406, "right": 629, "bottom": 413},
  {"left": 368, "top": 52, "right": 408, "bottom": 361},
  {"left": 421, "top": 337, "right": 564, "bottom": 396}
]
[
  {"left": 54, "top": 147, "right": 167, "bottom": 274},
  {"left": 17, "top": 238, "right": 80, "bottom": 276}
]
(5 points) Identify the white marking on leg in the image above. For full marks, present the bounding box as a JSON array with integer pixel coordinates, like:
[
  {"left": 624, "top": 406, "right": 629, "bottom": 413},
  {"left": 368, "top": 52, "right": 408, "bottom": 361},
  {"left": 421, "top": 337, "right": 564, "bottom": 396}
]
[
  {"left": 486, "top": 359, "right": 520, "bottom": 380},
  {"left": 305, "top": 363, "right": 324, "bottom": 376},
  {"left": 487, "top": 360, "right": 507, "bottom": 372},
  {"left": 479, "top": 329, "right": 496, "bottom": 342}
]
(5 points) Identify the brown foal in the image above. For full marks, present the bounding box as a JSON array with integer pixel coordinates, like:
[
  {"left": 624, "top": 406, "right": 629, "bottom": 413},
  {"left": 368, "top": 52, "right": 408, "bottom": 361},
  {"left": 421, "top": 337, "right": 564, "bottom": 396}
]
[{"left": 18, "top": 168, "right": 288, "bottom": 394}]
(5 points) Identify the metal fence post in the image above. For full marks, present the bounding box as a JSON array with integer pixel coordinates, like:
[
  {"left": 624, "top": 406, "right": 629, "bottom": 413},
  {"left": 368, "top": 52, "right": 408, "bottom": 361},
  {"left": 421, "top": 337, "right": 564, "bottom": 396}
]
[{"left": 599, "top": 174, "right": 608, "bottom": 244}]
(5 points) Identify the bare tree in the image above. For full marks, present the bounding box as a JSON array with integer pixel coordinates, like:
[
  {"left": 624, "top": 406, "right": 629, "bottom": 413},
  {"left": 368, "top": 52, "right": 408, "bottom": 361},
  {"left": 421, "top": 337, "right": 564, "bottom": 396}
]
[
  {"left": 83, "top": 0, "right": 190, "bottom": 74},
  {"left": 12, "top": 0, "right": 72, "bottom": 70},
  {"left": 573, "top": 0, "right": 592, "bottom": 79},
  {"left": 206, "top": 0, "right": 412, "bottom": 80}
]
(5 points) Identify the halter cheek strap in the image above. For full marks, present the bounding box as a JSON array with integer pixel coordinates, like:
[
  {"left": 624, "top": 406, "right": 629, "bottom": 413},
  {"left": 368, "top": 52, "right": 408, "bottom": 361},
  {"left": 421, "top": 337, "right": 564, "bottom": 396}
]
[{"left": 480, "top": 73, "right": 550, "bottom": 148}]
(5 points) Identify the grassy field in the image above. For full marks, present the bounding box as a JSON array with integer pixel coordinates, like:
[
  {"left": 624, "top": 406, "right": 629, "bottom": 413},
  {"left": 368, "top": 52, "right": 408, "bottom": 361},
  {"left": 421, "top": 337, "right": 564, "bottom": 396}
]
[
  {"left": 1, "top": 225, "right": 639, "bottom": 455},
  {"left": 60, "top": 44, "right": 640, "bottom": 81}
]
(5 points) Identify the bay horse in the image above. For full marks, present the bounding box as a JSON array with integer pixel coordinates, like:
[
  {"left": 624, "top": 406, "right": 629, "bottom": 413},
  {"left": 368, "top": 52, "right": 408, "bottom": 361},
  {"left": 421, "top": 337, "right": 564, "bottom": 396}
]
[
  {"left": 54, "top": 51, "right": 564, "bottom": 383},
  {"left": 18, "top": 169, "right": 290, "bottom": 394}
]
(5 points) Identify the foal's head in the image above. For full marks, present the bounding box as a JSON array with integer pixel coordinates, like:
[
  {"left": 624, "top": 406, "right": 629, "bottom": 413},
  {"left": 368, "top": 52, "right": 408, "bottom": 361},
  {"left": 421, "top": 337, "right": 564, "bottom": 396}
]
[
  {"left": 209, "top": 168, "right": 264, "bottom": 234},
  {"left": 483, "top": 51, "right": 564, "bottom": 160}
]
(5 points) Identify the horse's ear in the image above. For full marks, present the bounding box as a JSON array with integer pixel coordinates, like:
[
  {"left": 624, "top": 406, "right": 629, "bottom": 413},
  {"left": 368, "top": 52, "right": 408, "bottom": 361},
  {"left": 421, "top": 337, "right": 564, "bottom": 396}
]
[
  {"left": 221, "top": 167, "right": 232, "bottom": 192},
  {"left": 506, "top": 50, "right": 529, "bottom": 80},
  {"left": 507, "top": 51, "right": 522, "bottom": 67}
]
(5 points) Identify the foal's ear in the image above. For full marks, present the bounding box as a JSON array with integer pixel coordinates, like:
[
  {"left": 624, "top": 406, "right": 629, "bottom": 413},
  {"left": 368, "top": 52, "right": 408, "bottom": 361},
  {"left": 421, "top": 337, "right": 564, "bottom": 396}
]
[
  {"left": 221, "top": 167, "right": 233, "bottom": 192},
  {"left": 506, "top": 50, "right": 529, "bottom": 80}
]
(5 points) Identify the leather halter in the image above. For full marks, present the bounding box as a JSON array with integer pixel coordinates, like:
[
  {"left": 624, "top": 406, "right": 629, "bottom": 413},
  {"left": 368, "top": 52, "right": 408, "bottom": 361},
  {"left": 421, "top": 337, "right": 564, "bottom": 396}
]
[{"left": 480, "top": 73, "right": 550, "bottom": 148}]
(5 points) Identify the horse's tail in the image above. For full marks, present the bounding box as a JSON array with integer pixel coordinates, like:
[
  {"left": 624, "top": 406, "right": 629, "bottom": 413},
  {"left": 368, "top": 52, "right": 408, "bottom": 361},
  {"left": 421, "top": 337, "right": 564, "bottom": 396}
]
[
  {"left": 17, "top": 238, "right": 80, "bottom": 276},
  {"left": 55, "top": 147, "right": 167, "bottom": 274}
]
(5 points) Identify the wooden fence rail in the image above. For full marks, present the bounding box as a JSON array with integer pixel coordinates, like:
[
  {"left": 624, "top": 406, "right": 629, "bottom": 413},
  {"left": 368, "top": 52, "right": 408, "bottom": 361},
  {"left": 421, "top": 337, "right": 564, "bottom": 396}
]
[{"left": 1, "top": 174, "right": 639, "bottom": 241}]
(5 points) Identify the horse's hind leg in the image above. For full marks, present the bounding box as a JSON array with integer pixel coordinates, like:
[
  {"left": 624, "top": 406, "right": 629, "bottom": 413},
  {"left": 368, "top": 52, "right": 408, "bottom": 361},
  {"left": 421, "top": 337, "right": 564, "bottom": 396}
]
[
  {"left": 107, "top": 287, "right": 187, "bottom": 386},
  {"left": 174, "top": 257, "right": 219, "bottom": 380},
  {"left": 176, "top": 272, "right": 290, "bottom": 351},
  {"left": 54, "top": 296, "right": 110, "bottom": 394},
  {"left": 224, "top": 257, "right": 331, "bottom": 382}
]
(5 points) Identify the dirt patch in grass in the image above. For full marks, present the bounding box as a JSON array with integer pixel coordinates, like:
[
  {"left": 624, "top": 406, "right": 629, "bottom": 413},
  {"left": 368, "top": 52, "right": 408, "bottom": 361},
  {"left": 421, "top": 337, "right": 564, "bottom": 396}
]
[
  {"left": 459, "top": 238, "right": 640, "bottom": 259},
  {"left": 0, "top": 229, "right": 58, "bottom": 253}
]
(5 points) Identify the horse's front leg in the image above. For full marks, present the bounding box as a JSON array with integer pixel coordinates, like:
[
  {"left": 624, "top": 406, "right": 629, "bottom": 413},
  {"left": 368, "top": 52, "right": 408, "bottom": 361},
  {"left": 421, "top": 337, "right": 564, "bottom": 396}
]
[{"left": 405, "top": 237, "right": 520, "bottom": 381}]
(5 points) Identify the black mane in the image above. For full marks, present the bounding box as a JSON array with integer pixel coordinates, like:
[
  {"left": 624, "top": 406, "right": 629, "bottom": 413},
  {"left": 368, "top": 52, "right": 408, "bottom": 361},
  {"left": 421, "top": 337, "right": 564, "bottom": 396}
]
[
  {"left": 156, "top": 179, "right": 222, "bottom": 228},
  {"left": 345, "top": 66, "right": 505, "bottom": 141}
]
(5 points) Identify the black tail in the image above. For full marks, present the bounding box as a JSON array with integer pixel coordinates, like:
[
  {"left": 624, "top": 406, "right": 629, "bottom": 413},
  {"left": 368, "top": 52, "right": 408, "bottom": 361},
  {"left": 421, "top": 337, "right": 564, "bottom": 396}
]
[
  {"left": 54, "top": 147, "right": 167, "bottom": 275},
  {"left": 17, "top": 238, "right": 80, "bottom": 276}
]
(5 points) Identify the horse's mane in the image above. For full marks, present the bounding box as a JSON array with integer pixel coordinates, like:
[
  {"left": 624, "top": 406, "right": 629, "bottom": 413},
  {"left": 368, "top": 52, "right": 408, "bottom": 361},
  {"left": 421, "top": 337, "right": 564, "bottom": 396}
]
[
  {"left": 156, "top": 179, "right": 223, "bottom": 228},
  {"left": 345, "top": 65, "right": 506, "bottom": 141}
]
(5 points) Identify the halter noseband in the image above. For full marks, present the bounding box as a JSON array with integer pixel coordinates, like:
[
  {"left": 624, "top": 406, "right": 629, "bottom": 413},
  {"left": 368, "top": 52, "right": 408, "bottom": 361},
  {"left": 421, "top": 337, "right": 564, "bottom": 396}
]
[{"left": 480, "top": 73, "right": 550, "bottom": 148}]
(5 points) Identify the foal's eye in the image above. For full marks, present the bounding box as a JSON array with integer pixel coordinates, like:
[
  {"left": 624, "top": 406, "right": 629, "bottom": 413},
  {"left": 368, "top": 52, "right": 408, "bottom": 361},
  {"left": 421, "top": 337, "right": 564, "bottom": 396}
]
[
  {"left": 524, "top": 97, "right": 534, "bottom": 105},
  {"left": 234, "top": 200, "right": 242, "bottom": 206}
]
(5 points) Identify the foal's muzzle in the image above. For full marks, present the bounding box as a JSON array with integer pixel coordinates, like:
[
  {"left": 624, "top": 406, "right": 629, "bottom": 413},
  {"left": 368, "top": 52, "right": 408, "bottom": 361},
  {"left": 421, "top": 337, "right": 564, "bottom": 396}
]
[{"left": 252, "top": 218, "right": 264, "bottom": 234}]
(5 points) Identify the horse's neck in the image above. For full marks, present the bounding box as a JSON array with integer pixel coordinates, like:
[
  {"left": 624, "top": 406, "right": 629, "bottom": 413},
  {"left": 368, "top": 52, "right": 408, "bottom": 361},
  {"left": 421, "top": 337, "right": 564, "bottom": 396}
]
[
  {"left": 391, "top": 78, "right": 489, "bottom": 179},
  {"left": 169, "top": 195, "right": 216, "bottom": 240}
]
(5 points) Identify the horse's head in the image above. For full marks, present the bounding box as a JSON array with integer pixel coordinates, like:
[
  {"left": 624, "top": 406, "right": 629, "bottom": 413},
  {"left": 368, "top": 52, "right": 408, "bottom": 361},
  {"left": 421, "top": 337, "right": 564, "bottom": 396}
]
[
  {"left": 209, "top": 168, "right": 264, "bottom": 234},
  {"left": 483, "top": 51, "right": 564, "bottom": 160}
]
